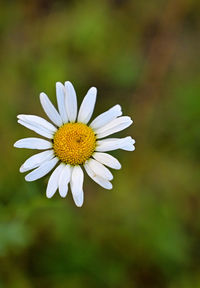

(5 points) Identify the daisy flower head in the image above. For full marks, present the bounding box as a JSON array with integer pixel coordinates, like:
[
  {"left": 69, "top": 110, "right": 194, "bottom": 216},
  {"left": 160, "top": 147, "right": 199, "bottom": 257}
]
[{"left": 14, "top": 81, "right": 135, "bottom": 207}]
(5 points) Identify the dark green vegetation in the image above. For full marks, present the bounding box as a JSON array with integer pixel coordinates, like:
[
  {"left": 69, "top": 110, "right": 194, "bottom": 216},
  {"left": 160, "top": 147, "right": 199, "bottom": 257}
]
[{"left": 0, "top": 0, "right": 200, "bottom": 287}]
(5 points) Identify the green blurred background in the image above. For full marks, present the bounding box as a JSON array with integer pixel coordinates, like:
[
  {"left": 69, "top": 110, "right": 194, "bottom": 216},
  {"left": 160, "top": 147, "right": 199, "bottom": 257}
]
[{"left": 0, "top": 0, "right": 200, "bottom": 287}]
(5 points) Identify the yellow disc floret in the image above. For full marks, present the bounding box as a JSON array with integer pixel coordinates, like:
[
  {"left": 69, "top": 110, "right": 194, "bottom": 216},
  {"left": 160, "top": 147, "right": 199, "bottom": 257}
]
[{"left": 53, "top": 123, "right": 96, "bottom": 165}]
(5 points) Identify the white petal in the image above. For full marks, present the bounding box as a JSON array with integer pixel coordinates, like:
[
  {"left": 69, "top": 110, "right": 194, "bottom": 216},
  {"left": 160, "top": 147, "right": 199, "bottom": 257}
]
[
  {"left": 70, "top": 166, "right": 84, "bottom": 196},
  {"left": 72, "top": 190, "right": 84, "bottom": 207},
  {"left": 65, "top": 81, "right": 77, "bottom": 122},
  {"left": 93, "top": 152, "right": 121, "bottom": 170},
  {"left": 14, "top": 138, "right": 52, "bottom": 149},
  {"left": 84, "top": 163, "right": 112, "bottom": 190},
  {"left": 96, "top": 136, "right": 135, "bottom": 152},
  {"left": 56, "top": 82, "right": 68, "bottom": 123},
  {"left": 77, "top": 87, "right": 97, "bottom": 124},
  {"left": 96, "top": 116, "right": 133, "bottom": 138},
  {"left": 86, "top": 159, "right": 113, "bottom": 180},
  {"left": 40, "top": 92, "right": 63, "bottom": 126},
  {"left": 90, "top": 104, "right": 122, "bottom": 130},
  {"left": 70, "top": 165, "right": 84, "bottom": 207},
  {"left": 18, "top": 120, "right": 53, "bottom": 139},
  {"left": 46, "top": 163, "right": 64, "bottom": 198},
  {"left": 20, "top": 150, "right": 54, "bottom": 173},
  {"left": 17, "top": 114, "right": 57, "bottom": 133},
  {"left": 25, "top": 157, "right": 59, "bottom": 182},
  {"left": 58, "top": 164, "right": 71, "bottom": 198}
]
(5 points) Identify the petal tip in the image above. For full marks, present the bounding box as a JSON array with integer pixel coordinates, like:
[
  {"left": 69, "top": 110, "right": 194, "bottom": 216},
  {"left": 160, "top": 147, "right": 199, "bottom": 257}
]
[
  {"left": 19, "top": 165, "right": 25, "bottom": 173},
  {"left": 116, "top": 164, "right": 122, "bottom": 170},
  {"left": 65, "top": 81, "right": 72, "bottom": 87},
  {"left": 56, "top": 82, "right": 64, "bottom": 89},
  {"left": 107, "top": 183, "right": 113, "bottom": 190},
  {"left": 90, "top": 87, "right": 97, "bottom": 94},
  {"left": 75, "top": 203, "right": 83, "bottom": 208},
  {"left": 24, "top": 176, "right": 31, "bottom": 182},
  {"left": 39, "top": 92, "right": 47, "bottom": 101},
  {"left": 60, "top": 194, "right": 67, "bottom": 198},
  {"left": 13, "top": 141, "right": 19, "bottom": 148}
]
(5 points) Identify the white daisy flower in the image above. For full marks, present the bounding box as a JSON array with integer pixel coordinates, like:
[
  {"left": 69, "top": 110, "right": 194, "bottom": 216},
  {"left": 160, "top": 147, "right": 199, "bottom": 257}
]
[{"left": 14, "top": 81, "right": 135, "bottom": 207}]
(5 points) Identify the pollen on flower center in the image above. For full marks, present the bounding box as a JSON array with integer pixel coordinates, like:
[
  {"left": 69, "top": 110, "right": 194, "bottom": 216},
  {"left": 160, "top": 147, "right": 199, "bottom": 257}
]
[{"left": 53, "top": 123, "right": 96, "bottom": 165}]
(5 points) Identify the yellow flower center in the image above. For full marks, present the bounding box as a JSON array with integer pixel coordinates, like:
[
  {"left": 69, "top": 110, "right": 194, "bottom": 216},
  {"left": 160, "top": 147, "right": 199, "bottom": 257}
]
[{"left": 53, "top": 123, "right": 96, "bottom": 165}]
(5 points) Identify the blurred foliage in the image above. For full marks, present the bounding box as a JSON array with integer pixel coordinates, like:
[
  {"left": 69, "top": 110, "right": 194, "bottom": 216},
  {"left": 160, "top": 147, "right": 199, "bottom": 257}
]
[{"left": 0, "top": 0, "right": 200, "bottom": 287}]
